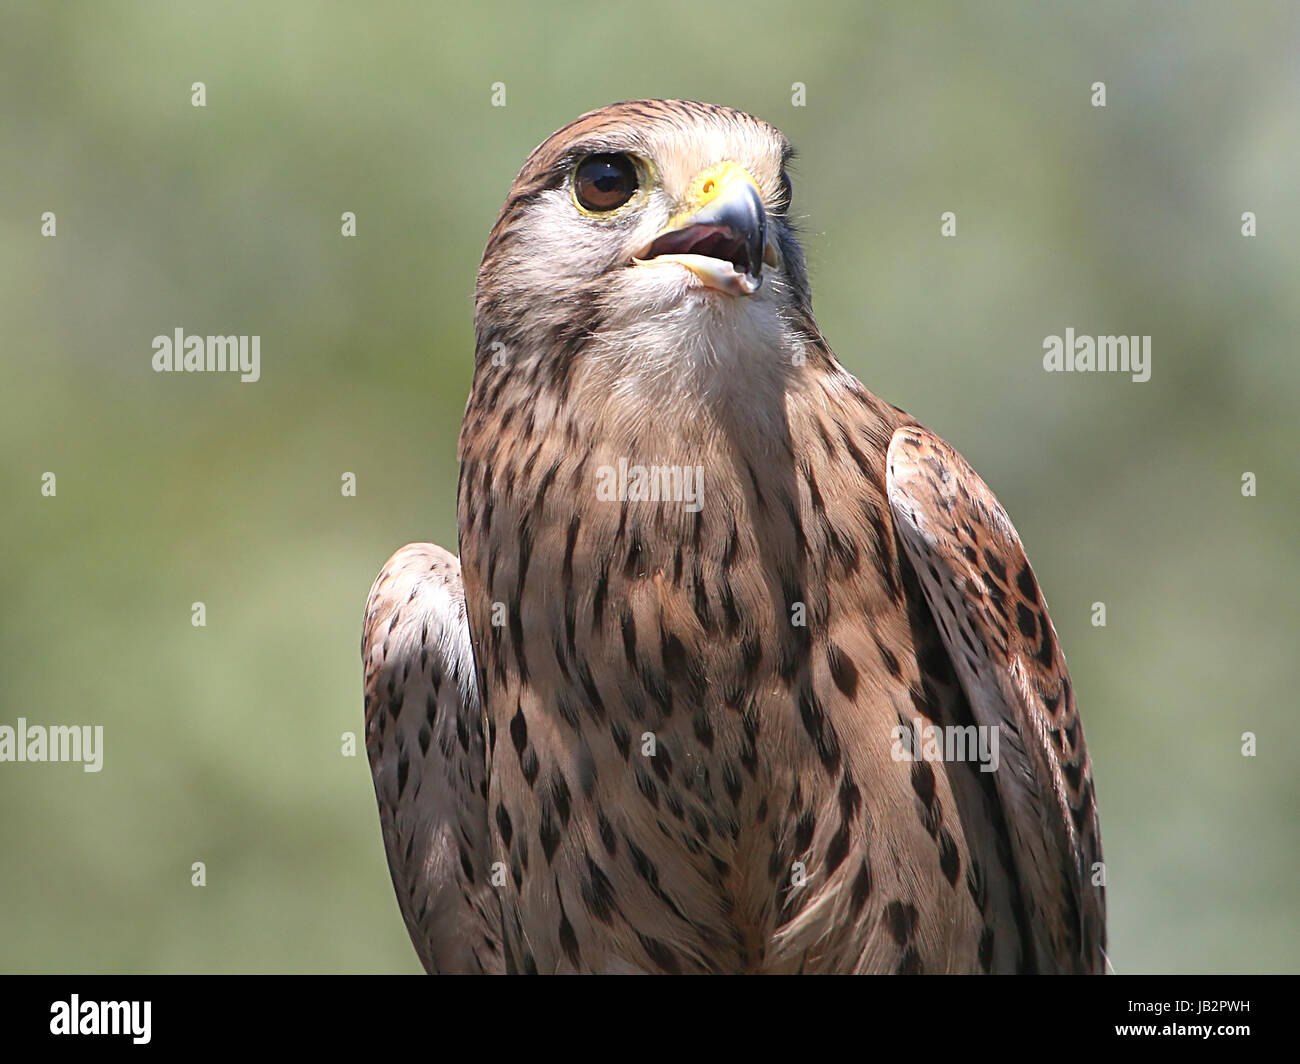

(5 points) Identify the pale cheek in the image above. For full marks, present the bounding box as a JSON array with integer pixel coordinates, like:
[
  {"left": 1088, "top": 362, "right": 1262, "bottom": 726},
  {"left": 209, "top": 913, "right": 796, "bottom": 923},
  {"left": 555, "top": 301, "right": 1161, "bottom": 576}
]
[{"left": 617, "top": 263, "right": 698, "bottom": 310}]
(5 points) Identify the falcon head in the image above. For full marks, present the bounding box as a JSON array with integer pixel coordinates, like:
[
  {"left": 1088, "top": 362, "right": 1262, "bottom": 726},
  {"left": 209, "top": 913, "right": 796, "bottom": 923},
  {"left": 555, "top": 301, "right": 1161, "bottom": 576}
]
[{"left": 474, "top": 101, "right": 814, "bottom": 396}]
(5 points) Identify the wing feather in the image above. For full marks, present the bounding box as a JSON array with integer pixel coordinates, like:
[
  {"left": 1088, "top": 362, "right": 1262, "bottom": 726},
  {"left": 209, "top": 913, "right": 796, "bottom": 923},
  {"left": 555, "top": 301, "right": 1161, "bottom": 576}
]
[
  {"left": 362, "top": 543, "right": 504, "bottom": 973},
  {"left": 886, "top": 427, "right": 1106, "bottom": 973}
]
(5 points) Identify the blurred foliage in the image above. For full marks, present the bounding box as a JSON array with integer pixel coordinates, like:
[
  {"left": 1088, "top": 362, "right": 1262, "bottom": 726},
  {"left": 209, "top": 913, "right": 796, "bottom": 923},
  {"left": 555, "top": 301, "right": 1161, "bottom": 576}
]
[{"left": 1, "top": 0, "right": 1296, "bottom": 973}]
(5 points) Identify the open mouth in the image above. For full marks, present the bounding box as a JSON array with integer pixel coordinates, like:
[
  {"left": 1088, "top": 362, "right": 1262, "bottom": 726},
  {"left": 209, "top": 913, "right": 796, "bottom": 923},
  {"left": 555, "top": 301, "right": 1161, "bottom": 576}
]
[
  {"left": 641, "top": 224, "right": 757, "bottom": 277},
  {"left": 633, "top": 224, "right": 764, "bottom": 296}
]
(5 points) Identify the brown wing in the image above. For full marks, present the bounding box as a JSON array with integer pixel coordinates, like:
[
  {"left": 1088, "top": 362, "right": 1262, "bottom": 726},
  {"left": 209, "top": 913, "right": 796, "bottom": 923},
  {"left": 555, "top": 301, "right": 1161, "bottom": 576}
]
[
  {"left": 886, "top": 426, "right": 1106, "bottom": 974},
  {"left": 362, "top": 543, "right": 504, "bottom": 973}
]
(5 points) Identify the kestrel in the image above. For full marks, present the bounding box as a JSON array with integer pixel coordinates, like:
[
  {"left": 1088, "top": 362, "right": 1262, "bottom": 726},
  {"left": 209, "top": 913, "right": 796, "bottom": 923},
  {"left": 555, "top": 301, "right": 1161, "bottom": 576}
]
[{"left": 363, "top": 100, "right": 1105, "bottom": 974}]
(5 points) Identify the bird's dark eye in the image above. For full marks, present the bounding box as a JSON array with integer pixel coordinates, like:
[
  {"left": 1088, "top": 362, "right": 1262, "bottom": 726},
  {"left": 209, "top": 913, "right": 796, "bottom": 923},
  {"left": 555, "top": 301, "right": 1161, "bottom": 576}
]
[{"left": 573, "top": 153, "right": 639, "bottom": 213}]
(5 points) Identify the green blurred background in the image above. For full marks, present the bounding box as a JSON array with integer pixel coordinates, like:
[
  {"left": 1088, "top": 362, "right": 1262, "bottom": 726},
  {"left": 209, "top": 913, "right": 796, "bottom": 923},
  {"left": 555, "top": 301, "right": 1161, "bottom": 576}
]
[{"left": 2, "top": 1, "right": 1296, "bottom": 973}]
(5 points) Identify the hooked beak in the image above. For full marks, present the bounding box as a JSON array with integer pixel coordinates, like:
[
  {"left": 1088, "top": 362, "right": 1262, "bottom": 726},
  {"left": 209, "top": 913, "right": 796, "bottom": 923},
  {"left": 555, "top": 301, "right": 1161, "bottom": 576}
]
[{"left": 633, "top": 162, "right": 780, "bottom": 295}]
